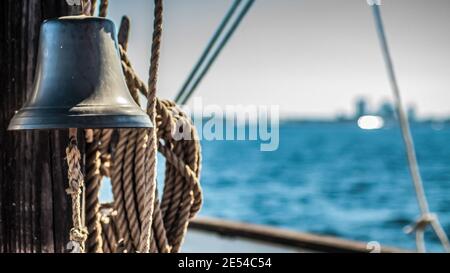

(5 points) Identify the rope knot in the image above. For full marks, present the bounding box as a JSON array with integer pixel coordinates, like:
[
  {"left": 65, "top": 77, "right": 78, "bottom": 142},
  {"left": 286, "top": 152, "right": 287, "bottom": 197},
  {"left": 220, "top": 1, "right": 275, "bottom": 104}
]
[
  {"left": 404, "top": 213, "right": 437, "bottom": 234},
  {"left": 70, "top": 227, "right": 89, "bottom": 243},
  {"left": 68, "top": 227, "right": 89, "bottom": 253},
  {"left": 66, "top": 180, "right": 83, "bottom": 196}
]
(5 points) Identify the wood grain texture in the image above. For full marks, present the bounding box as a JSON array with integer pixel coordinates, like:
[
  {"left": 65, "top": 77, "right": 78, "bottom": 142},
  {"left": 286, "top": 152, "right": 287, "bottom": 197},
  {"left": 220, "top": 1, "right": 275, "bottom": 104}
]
[{"left": 0, "top": 0, "right": 79, "bottom": 253}]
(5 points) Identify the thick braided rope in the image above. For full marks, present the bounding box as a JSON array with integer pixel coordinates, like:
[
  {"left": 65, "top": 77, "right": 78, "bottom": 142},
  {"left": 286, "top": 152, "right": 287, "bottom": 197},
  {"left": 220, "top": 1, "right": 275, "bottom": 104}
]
[
  {"left": 163, "top": 139, "right": 186, "bottom": 233},
  {"left": 119, "top": 49, "right": 203, "bottom": 253},
  {"left": 172, "top": 140, "right": 201, "bottom": 251},
  {"left": 82, "top": 0, "right": 92, "bottom": 16},
  {"left": 97, "top": 0, "right": 202, "bottom": 252},
  {"left": 106, "top": 13, "right": 144, "bottom": 253},
  {"left": 121, "top": 47, "right": 189, "bottom": 244},
  {"left": 111, "top": 14, "right": 150, "bottom": 253},
  {"left": 99, "top": 99, "right": 202, "bottom": 253},
  {"left": 136, "top": 0, "right": 163, "bottom": 253},
  {"left": 84, "top": 130, "right": 103, "bottom": 253},
  {"left": 149, "top": 101, "right": 203, "bottom": 251},
  {"left": 160, "top": 105, "right": 192, "bottom": 237},
  {"left": 122, "top": 129, "right": 142, "bottom": 250},
  {"left": 99, "top": 129, "right": 113, "bottom": 177},
  {"left": 66, "top": 136, "right": 88, "bottom": 253},
  {"left": 108, "top": 9, "right": 136, "bottom": 253},
  {"left": 161, "top": 110, "right": 201, "bottom": 251},
  {"left": 152, "top": 195, "right": 171, "bottom": 253},
  {"left": 119, "top": 56, "right": 173, "bottom": 253},
  {"left": 118, "top": 16, "right": 131, "bottom": 51},
  {"left": 100, "top": 207, "right": 118, "bottom": 253},
  {"left": 99, "top": 0, "right": 109, "bottom": 18},
  {"left": 111, "top": 129, "right": 135, "bottom": 252},
  {"left": 90, "top": 0, "right": 97, "bottom": 16},
  {"left": 119, "top": 58, "right": 142, "bottom": 250}
]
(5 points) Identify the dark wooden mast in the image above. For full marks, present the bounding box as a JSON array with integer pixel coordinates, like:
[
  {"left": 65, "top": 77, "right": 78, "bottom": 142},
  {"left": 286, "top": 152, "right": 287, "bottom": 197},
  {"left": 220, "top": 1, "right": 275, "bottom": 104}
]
[{"left": 0, "top": 0, "right": 80, "bottom": 253}]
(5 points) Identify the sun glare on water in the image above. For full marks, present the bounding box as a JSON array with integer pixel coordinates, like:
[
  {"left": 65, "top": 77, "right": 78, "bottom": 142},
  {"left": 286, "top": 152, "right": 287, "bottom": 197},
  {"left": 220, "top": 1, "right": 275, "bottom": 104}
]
[{"left": 357, "top": 115, "right": 384, "bottom": 130}]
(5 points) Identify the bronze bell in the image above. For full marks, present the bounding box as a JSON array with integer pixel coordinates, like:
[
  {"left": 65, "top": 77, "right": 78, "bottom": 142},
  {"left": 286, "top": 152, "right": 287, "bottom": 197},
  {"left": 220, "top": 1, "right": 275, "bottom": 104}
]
[{"left": 8, "top": 16, "right": 152, "bottom": 130}]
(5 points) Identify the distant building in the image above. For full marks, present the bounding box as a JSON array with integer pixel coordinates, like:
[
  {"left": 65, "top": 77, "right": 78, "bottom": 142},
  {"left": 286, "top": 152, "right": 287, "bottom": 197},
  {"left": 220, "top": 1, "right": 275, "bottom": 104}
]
[
  {"left": 354, "top": 98, "right": 368, "bottom": 119},
  {"left": 349, "top": 97, "right": 419, "bottom": 123},
  {"left": 377, "top": 100, "right": 395, "bottom": 120},
  {"left": 407, "top": 105, "right": 417, "bottom": 122}
]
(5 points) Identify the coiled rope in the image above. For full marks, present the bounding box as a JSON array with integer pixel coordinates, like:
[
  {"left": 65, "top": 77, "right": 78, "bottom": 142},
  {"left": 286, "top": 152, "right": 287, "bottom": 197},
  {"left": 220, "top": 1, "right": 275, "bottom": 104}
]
[{"left": 75, "top": 0, "right": 203, "bottom": 253}]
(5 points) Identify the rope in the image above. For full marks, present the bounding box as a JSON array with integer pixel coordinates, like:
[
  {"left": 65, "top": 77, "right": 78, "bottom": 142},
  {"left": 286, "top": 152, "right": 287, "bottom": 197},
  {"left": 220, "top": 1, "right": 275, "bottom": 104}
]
[
  {"left": 84, "top": 130, "right": 103, "bottom": 253},
  {"left": 65, "top": 133, "right": 88, "bottom": 253},
  {"left": 118, "top": 16, "right": 131, "bottom": 51},
  {"left": 99, "top": 0, "right": 109, "bottom": 18},
  {"left": 90, "top": 0, "right": 97, "bottom": 16},
  {"left": 82, "top": 0, "right": 91, "bottom": 16},
  {"left": 132, "top": 0, "right": 164, "bottom": 253},
  {"left": 111, "top": 129, "right": 135, "bottom": 252},
  {"left": 109, "top": 13, "right": 141, "bottom": 253},
  {"left": 114, "top": 15, "right": 142, "bottom": 253},
  {"left": 99, "top": 129, "right": 113, "bottom": 177},
  {"left": 372, "top": 4, "right": 450, "bottom": 253},
  {"left": 99, "top": 97, "right": 203, "bottom": 252},
  {"left": 174, "top": 0, "right": 243, "bottom": 103},
  {"left": 118, "top": 48, "right": 203, "bottom": 251},
  {"left": 175, "top": 0, "right": 256, "bottom": 105}
]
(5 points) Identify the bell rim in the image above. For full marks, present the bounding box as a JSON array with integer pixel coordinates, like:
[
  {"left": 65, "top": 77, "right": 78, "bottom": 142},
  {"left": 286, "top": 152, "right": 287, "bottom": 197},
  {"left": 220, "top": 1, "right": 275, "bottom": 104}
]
[
  {"left": 8, "top": 113, "right": 153, "bottom": 131},
  {"left": 43, "top": 15, "right": 115, "bottom": 26}
]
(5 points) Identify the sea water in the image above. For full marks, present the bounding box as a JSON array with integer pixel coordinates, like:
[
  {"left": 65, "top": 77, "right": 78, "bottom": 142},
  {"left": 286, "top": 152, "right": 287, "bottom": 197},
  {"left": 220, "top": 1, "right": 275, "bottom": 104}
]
[{"left": 101, "top": 121, "right": 450, "bottom": 252}]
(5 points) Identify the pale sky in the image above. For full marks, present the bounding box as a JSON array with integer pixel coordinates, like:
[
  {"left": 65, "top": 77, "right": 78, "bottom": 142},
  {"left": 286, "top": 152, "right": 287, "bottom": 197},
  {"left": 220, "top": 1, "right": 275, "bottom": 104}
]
[{"left": 107, "top": 0, "right": 450, "bottom": 118}]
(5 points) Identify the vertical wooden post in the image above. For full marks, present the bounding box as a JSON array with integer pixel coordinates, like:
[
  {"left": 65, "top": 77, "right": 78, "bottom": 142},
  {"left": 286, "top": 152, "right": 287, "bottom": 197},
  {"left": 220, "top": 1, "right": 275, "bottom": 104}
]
[{"left": 0, "top": 0, "right": 84, "bottom": 253}]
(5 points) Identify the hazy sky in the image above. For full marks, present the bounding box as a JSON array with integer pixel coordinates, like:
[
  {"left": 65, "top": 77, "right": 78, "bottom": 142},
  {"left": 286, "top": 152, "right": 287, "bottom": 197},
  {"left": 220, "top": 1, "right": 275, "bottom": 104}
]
[{"left": 107, "top": 0, "right": 450, "bottom": 118}]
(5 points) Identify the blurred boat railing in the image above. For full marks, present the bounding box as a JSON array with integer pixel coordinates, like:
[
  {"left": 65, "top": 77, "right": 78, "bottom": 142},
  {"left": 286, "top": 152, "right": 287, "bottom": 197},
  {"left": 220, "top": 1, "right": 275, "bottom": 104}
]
[{"left": 189, "top": 217, "right": 409, "bottom": 253}]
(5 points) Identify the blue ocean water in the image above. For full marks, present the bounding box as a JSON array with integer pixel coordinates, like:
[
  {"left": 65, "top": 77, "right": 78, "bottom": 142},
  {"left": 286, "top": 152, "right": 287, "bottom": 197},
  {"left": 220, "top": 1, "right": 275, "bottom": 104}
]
[{"left": 101, "top": 122, "right": 450, "bottom": 252}]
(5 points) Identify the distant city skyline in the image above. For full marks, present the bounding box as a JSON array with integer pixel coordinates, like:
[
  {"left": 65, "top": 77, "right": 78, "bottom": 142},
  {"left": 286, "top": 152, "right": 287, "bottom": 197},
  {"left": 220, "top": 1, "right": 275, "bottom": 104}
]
[
  {"left": 351, "top": 97, "right": 416, "bottom": 121},
  {"left": 107, "top": 0, "right": 450, "bottom": 119}
]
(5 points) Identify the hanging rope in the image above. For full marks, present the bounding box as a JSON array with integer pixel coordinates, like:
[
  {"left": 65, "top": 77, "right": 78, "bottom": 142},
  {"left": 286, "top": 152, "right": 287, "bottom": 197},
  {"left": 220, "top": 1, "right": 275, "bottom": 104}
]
[
  {"left": 371, "top": 4, "right": 450, "bottom": 253},
  {"left": 89, "top": 0, "right": 97, "bottom": 16},
  {"left": 118, "top": 16, "right": 131, "bottom": 51},
  {"left": 65, "top": 131, "right": 88, "bottom": 253},
  {"left": 99, "top": 0, "right": 109, "bottom": 18},
  {"left": 138, "top": 0, "right": 164, "bottom": 253}
]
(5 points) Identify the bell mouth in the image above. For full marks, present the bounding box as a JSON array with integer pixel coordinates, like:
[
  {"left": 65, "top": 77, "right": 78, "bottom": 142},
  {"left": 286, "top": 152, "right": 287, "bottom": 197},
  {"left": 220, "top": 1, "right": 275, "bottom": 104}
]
[{"left": 8, "top": 106, "right": 153, "bottom": 130}]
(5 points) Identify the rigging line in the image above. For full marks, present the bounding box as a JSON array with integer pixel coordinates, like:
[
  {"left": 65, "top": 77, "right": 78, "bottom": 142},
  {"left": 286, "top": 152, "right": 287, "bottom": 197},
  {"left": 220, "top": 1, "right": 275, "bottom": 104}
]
[
  {"left": 176, "top": 0, "right": 256, "bottom": 105},
  {"left": 174, "top": 0, "right": 243, "bottom": 103},
  {"left": 371, "top": 4, "right": 450, "bottom": 252}
]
